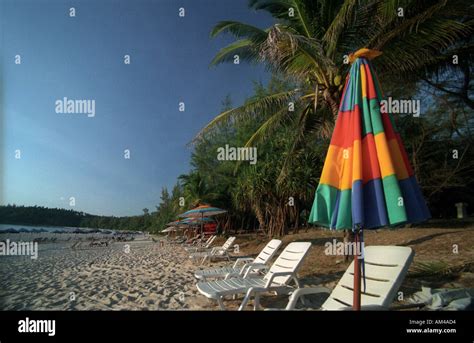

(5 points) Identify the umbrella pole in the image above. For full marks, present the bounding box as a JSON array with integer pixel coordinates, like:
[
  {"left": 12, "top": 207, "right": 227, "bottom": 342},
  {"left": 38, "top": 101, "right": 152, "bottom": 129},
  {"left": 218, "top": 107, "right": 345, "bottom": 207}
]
[
  {"left": 353, "top": 228, "right": 361, "bottom": 311},
  {"left": 201, "top": 213, "right": 204, "bottom": 237}
]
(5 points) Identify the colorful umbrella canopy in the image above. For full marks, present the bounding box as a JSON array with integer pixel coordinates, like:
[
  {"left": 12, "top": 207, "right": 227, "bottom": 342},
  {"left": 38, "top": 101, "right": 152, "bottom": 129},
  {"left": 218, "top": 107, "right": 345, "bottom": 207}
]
[
  {"left": 178, "top": 205, "right": 226, "bottom": 235},
  {"left": 309, "top": 50, "right": 430, "bottom": 230},
  {"left": 182, "top": 217, "right": 215, "bottom": 224},
  {"left": 308, "top": 49, "right": 430, "bottom": 310},
  {"left": 178, "top": 205, "right": 227, "bottom": 218},
  {"left": 181, "top": 217, "right": 214, "bottom": 223}
]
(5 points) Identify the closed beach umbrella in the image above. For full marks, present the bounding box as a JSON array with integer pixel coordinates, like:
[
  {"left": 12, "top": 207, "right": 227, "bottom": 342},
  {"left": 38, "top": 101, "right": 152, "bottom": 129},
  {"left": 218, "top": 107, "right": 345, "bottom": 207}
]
[{"left": 309, "top": 48, "right": 430, "bottom": 310}]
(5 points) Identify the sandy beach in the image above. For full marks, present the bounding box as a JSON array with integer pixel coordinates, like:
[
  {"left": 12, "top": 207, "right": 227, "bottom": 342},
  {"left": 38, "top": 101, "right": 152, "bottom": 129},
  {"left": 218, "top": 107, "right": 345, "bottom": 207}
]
[
  {"left": 1, "top": 225, "right": 473, "bottom": 311},
  {"left": 0, "top": 234, "right": 201, "bottom": 310}
]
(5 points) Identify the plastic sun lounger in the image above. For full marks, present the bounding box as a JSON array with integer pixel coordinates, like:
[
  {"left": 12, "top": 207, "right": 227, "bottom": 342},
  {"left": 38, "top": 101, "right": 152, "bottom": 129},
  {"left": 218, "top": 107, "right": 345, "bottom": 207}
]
[
  {"left": 244, "top": 245, "right": 414, "bottom": 311},
  {"left": 194, "top": 239, "right": 282, "bottom": 281},
  {"left": 184, "top": 234, "right": 202, "bottom": 245},
  {"left": 185, "top": 235, "right": 217, "bottom": 253},
  {"left": 196, "top": 242, "right": 312, "bottom": 310},
  {"left": 183, "top": 235, "right": 207, "bottom": 249},
  {"left": 189, "top": 236, "right": 236, "bottom": 264}
]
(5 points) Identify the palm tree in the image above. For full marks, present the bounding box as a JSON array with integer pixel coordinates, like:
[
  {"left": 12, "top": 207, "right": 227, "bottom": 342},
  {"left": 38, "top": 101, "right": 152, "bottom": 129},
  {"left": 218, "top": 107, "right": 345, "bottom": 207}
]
[
  {"left": 196, "top": 0, "right": 472, "bottom": 242},
  {"left": 195, "top": 0, "right": 472, "bottom": 175},
  {"left": 178, "top": 172, "right": 221, "bottom": 208}
]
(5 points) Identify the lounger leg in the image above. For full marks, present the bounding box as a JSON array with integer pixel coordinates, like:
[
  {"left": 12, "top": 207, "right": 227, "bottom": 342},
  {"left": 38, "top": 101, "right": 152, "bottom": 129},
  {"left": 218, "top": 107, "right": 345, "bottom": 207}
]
[
  {"left": 292, "top": 276, "right": 301, "bottom": 288},
  {"left": 253, "top": 293, "right": 260, "bottom": 311},
  {"left": 239, "top": 291, "right": 251, "bottom": 311},
  {"left": 292, "top": 276, "right": 307, "bottom": 306},
  {"left": 217, "top": 297, "right": 227, "bottom": 310}
]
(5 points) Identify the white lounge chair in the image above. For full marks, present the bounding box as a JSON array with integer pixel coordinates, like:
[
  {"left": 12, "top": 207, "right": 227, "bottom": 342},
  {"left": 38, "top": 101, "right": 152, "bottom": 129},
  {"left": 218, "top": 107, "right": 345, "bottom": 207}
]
[
  {"left": 190, "top": 236, "right": 236, "bottom": 264},
  {"left": 196, "top": 242, "right": 311, "bottom": 310},
  {"left": 194, "top": 239, "right": 282, "bottom": 280},
  {"left": 244, "top": 245, "right": 414, "bottom": 311},
  {"left": 185, "top": 235, "right": 217, "bottom": 253}
]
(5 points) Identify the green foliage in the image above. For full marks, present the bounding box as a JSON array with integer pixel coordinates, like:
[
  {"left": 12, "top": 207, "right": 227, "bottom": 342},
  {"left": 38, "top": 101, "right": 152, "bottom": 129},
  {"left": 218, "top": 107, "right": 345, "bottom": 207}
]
[
  {"left": 409, "top": 260, "right": 453, "bottom": 277},
  {"left": 199, "top": 0, "right": 473, "bottom": 182}
]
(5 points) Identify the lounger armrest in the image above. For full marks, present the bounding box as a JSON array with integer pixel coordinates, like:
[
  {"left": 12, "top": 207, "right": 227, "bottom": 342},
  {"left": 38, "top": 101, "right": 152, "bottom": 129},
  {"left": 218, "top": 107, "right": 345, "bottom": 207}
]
[
  {"left": 210, "top": 246, "right": 223, "bottom": 253},
  {"left": 285, "top": 287, "right": 331, "bottom": 310},
  {"left": 211, "top": 247, "right": 226, "bottom": 255},
  {"left": 242, "top": 263, "right": 268, "bottom": 278},
  {"left": 232, "top": 257, "right": 254, "bottom": 269},
  {"left": 223, "top": 272, "right": 241, "bottom": 280},
  {"left": 264, "top": 272, "right": 295, "bottom": 289}
]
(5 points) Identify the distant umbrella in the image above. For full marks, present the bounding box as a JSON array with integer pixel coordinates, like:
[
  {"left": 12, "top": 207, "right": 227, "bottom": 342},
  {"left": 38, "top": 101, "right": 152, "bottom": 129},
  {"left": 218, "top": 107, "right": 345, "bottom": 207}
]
[
  {"left": 179, "top": 205, "right": 227, "bottom": 218},
  {"left": 179, "top": 205, "right": 226, "bottom": 235},
  {"left": 182, "top": 217, "right": 215, "bottom": 224}
]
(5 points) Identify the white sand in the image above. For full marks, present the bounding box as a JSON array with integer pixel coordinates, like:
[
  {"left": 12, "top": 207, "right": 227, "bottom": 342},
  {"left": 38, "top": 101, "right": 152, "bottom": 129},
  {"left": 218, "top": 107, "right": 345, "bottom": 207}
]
[{"left": 0, "top": 234, "right": 202, "bottom": 310}]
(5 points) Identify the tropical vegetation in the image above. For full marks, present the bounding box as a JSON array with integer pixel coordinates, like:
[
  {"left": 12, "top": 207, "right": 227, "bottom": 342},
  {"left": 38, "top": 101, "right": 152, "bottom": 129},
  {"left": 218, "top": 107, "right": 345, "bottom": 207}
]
[{"left": 2, "top": 0, "right": 473, "bottom": 236}]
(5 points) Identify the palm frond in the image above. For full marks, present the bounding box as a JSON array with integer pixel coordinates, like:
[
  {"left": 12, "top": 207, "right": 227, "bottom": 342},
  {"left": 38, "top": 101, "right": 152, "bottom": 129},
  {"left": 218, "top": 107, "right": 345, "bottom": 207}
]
[
  {"left": 210, "top": 21, "right": 268, "bottom": 39},
  {"left": 210, "top": 39, "right": 261, "bottom": 66},
  {"left": 244, "top": 107, "right": 291, "bottom": 148},
  {"left": 370, "top": 1, "right": 467, "bottom": 49},
  {"left": 290, "top": 0, "right": 314, "bottom": 37},
  {"left": 277, "top": 102, "right": 333, "bottom": 183},
  {"left": 193, "top": 89, "right": 300, "bottom": 142},
  {"left": 231, "top": 106, "right": 292, "bottom": 174},
  {"left": 323, "top": 0, "right": 358, "bottom": 58}
]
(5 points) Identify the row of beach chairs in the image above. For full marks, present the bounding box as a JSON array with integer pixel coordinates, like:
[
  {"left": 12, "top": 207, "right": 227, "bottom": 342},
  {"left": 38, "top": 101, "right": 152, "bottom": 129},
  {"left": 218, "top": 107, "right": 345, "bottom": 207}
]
[{"left": 190, "top": 237, "right": 414, "bottom": 311}]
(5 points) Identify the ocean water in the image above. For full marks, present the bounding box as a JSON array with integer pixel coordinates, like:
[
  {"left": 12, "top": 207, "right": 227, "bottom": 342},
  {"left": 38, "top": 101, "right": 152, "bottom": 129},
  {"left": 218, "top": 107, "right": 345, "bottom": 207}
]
[{"left": 0, "top": 224, "right": 117, "bottom": 234}]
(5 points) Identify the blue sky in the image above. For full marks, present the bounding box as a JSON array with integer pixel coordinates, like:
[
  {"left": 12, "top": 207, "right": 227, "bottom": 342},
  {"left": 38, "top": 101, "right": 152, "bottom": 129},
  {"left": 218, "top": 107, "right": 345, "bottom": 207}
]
[{"left": 1, "top": 0, "right": 273, "bottom": 216}]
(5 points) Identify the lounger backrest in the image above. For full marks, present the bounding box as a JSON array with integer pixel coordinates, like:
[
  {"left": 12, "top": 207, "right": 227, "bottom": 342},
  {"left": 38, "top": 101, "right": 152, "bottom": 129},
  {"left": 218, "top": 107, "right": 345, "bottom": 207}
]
[
  {"left": 264, "top": 242, "right": 312, "bottom": 285},
  {"left": 205, "top": 235, "right": 216, "bottom": 248},
  {"left": 254, "top": 239, "right": 282, "bottom": 264},
  {"left": 219, "top": 236, "right": 236, "bottom": 253},
  {"left": 204, "top": 235, "right": 214, "bottom": 245},
  {"left": 321, "top": 246, "right": 414, "bottom": 310}
]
